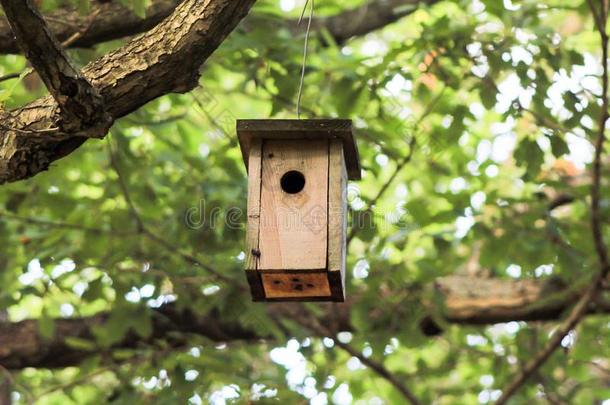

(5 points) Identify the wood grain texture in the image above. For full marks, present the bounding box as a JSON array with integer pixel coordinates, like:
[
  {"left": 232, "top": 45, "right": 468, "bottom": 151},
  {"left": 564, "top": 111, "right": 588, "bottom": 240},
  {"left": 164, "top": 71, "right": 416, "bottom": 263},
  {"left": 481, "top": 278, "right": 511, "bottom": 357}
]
[
  {"left": 258, "top": 139, "right": 328, "bottom": 270},
  {"left": 262, "top": 273, "right": 331, "bottom": 299},
  {"left": 0, "top": 0, "right": 111, "bottom": 135},
  {"left": 245, "top": 138, "right": 262, "bottom": 271},
  {"left": 327, "top": 139, "right": 347, "bottom": 300}
]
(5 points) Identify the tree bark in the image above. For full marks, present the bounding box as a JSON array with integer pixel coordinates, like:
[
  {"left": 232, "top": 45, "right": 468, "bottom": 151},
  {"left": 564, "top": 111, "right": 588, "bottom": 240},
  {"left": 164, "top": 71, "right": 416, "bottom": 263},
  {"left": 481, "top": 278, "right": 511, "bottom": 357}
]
[
  {"left": 0, "top": 0, "right": 257, "bottom": 184},
  {"left": 0, "top": 0, "right": 182, "bottom": 54},
  {"left": 0, "top": 0, "right": 111, "bottom": 135},
  {"left": 1, "top": 275, "right": 607, "bottom": 370},
  {"left": 303, "top": 0, "right": 438, "bottom": 45},
  {"left": 0, "top": 0, "right": 436, "bottom": 55},
  {"left": 0, "top": 0, "right": 440, "bottom": 184}
]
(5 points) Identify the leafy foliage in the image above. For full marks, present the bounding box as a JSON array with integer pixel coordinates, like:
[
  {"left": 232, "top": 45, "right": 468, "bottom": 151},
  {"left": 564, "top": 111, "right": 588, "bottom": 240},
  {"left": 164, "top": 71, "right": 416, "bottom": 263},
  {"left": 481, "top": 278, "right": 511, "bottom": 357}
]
[{"left": 0, "top": 0, "right": 609, "bottom": 404}]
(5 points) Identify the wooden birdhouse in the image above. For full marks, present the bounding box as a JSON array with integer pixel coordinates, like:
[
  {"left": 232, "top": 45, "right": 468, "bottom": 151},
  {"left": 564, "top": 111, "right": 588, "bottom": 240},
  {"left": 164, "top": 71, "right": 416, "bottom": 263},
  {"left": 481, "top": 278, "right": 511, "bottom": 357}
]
[{"left": 237, "top": 119, "right": 361, "bottom": 302}]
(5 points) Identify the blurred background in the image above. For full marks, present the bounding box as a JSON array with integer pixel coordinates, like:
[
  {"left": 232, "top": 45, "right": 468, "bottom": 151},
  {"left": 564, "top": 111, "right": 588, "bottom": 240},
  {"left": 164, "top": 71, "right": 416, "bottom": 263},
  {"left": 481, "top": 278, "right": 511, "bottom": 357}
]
[{"left": 0, "top": 0, "right": 609, "bottom": 403}]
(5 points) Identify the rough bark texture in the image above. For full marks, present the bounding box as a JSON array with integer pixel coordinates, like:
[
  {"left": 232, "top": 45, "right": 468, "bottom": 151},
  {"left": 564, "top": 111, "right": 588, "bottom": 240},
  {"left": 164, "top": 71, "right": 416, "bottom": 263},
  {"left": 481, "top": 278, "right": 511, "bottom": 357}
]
[
  {"left": 0, "top": 0, "right": 111, "bottom": 135},
  {"left": 0, "top": 0, "right": 181, "bottom": 54},
  {"left": 0, "top": 0, "right": 257, "bottom": 184},
  {"left": 1, "top": 276, "right": 607, "bottom": 370},
  {"left": 0, "top": 0, "right": 435, "bottom": 56},
  {"left": 0, "top": 0, "right": 438, "bottom": 184}
]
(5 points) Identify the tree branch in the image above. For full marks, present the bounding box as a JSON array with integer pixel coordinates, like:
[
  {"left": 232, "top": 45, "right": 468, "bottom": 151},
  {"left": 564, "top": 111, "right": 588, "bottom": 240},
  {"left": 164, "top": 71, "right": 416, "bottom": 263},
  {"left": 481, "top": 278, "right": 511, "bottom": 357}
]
[
  {"left": 496, "top": 3, "right": 610, "bottom": 402},
  {"left": 300, "top": 0, "right": 438, "bottom": 45},
  {"left": 334, "top": 338, "right": 421, "bottom": 405},
  {"left": 0, "top": 0, "right": 182, "bottom": 54},
  {"left": 0, "top": 0, "right": 111, "bottom": 135},
  {"left": 305, "top": 319, "right": 422, "bottom": 405},
  {"left": 0, "top": 0, "right": 257, "bottom": 184},
  {"left": 0, "top": 0, "right": 436, "bottom": 56},
  {"left": 1, "top": 275, "right": 609, "bottom": 370},
  {"left": 0, "top": 0, "right": 437, "bottom": 184},
  {"left": 106, "top": 141, "right": 236, "bottom": 285}
]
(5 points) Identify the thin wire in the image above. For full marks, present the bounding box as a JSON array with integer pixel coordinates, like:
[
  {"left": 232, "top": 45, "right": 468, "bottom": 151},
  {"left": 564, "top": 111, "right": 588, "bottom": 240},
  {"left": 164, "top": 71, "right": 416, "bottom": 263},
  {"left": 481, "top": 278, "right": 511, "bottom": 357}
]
[
  {"left": 296, "top": 0, "right": 314, "bottom": 119},
  {"left": 297, "top": 0, "right": 310, "bottom": 24}
]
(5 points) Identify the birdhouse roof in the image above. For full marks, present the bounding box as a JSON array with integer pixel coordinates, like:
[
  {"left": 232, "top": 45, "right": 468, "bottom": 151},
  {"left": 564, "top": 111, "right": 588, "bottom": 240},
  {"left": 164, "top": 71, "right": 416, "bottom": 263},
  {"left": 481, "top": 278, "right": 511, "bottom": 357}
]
[{"left": 236, "top": 119, "right": 361, "bottom": 180}]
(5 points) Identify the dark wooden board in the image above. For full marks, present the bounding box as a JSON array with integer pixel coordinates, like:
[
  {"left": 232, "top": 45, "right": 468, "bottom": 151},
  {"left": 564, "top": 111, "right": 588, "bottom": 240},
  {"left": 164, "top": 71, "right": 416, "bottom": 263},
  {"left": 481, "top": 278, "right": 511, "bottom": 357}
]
[{"left": 237, "top": 119, "right": 361, "bottom": 180}]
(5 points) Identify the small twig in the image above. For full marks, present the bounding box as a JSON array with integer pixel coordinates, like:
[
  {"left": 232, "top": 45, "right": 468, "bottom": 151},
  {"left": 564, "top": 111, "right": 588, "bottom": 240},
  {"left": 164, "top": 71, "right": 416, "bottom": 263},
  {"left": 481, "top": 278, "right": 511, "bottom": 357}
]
[
  {"left": 0, "top": 72, "right": 21, "bottom": 83},
  {"left": 190, "top": 93, "right": 235, "bottom": 141},
  {"left": 0, "top": 365, "right": 33, "bottom": 404},
  {"left": 586, "top": 0, "right": 605, "bottom": 34},
  {"left": 346, "top": 136, "right": 416, "bottom": 244},
  {"left": 60, "top": 9, "right": 101, "bottom": 48},
  {"left": 495, "top": 279, "right": 600, "bottom": 403},
  {"left": 124, "top": 113, "right": 186, "bottom": 126},
  {"left": 34, "top": 366, "right": 113, "bottom": 399},
  {"left": 0, "top": 123, "right": 60, "bottom": 134},
  {"left": 303, "top": 319, "right": 422, "bottom": 405},
  {"left": 0, "top": 211, "right": 132, "bottom": 234},
  {"left": 31, "top": 344, "right": 178, "bottom": 401},
  {"left": 106, "top": 140, "right": 238, "bottom": 286},
  {"left": 496, "top": 2, "right": 610, "bottom": 402},
  {"left": 346, "top": 85, "right": 446, "bottom": 244}
]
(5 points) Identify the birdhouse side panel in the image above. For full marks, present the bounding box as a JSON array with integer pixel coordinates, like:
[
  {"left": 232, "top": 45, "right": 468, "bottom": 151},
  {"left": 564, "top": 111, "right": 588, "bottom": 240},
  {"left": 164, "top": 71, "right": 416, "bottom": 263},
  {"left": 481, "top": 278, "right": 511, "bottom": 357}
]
[
  {"left": 245, "top": 138, "right": 263, "bottom": 271},
  {"left": 258, "top": 139, "right": 329, "bottom": 271},
  {"left": 328, "top": 139, "right": 348, "bottom": 300}
]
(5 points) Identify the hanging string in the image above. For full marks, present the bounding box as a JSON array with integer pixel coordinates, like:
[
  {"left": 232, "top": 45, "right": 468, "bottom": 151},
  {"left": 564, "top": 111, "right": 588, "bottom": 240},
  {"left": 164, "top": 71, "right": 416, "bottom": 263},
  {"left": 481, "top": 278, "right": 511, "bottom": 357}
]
[{"left": 296, "top": 0, "right": 314, "bottom": 119}]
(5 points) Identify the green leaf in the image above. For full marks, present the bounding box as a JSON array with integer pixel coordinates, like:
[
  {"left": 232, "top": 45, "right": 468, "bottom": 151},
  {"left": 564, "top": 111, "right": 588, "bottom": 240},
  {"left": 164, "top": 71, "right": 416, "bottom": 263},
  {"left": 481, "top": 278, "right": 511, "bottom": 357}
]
[
  {"left": 514, "top": 138, "right": 544, "bottom": 180},
  {"left": 548, "top": 134, "right": 569, "bottom": 157},
  {"left": 65, "top": 337, "right": 97, "bottom": 351},
  {"left": 0, "top": 68, "right": 33, "bottom": 104}
]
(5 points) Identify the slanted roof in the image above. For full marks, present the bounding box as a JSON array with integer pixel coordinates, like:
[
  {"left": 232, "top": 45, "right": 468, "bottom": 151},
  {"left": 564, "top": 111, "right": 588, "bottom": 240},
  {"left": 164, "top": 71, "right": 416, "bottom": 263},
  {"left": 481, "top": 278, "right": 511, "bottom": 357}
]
[{"left": 236, "top": 119, "right": 361, "bottom": 180}]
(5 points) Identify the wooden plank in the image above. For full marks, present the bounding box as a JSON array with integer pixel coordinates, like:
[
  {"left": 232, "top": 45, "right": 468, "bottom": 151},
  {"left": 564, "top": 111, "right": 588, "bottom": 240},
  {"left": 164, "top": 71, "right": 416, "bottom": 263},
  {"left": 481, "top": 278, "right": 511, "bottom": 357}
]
[
  {"left": 238, "top": 119, "right": 352, "bottom": 132},
  {"left": 258, "top": 139, "right": 328, "bottom": 270},
  {"left": 245, "top": 270, "right": 265, "bottom": 301},
  {"left": 328, "top": 271, "right": 345, "bottom": 302},
  {"left": 261, "top": 272, "right": 331, "bottom": 299},
  {"left": 245, "top": 138, "right": 262, "bottom": 271},
  {"left": 327, "top": 139, "right": 347, "bottom": 301},
  {"left": 237, "top": 119, "right": 361, "bottom": 180}
]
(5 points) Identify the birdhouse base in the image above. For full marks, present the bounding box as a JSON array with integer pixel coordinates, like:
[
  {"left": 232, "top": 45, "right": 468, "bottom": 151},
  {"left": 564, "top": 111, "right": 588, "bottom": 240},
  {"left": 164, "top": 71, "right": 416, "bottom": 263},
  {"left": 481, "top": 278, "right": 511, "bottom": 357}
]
[{"left": 246, "top": 270, "right": 345, "bottom": 302}]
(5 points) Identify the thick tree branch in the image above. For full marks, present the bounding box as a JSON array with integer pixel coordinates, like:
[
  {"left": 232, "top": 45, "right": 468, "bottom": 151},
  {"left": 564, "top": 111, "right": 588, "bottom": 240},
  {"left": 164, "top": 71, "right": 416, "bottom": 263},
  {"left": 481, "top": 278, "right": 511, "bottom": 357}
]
[
  {"left": 0, "top": 0, "right": 256, "bottom": 184},
  {"left": 300, "top": 0, "right": 438, "bottom": 45},
  {"left": 0, "top": 0, "right": 437, "bottom": 183},
  {"left": 0, "top": 305, "right": 262, "bottom": 369},
  {"left": 1, "top": 275, "right": 609, "bottom": 370},
  {"left": 0, "top": 0, "right": 111, "bottom": 135},
  {"left": 0, "top": 0, "right": 182, "bottom": 54},
  {"left": 0, "top": 0, "right": 436, "bottom": 56}
]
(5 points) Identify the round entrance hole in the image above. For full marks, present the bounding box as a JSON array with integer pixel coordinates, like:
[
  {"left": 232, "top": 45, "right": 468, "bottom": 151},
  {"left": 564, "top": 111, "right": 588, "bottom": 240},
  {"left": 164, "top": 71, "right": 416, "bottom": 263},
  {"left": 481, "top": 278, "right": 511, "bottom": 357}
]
[{"left": 280, "top": 170, "right": 306, "bottom": 194}]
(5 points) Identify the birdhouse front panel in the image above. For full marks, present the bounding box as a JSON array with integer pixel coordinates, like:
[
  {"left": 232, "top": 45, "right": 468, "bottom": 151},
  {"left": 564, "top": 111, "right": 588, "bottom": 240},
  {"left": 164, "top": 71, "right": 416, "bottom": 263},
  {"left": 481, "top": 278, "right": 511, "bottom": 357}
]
[
  {"left": 258, "top": 139, "right": 329, "bottom": 271},
  {"left": 237, "top": 119, "right": 360, "bottom": 302}
]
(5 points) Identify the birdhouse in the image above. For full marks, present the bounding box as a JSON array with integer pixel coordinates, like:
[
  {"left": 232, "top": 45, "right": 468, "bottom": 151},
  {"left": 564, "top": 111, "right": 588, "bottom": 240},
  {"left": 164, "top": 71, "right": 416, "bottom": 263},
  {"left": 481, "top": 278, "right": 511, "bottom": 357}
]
[{"left": 237, "top": 119, "right": 361, "bottom": 302}]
